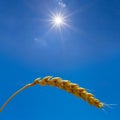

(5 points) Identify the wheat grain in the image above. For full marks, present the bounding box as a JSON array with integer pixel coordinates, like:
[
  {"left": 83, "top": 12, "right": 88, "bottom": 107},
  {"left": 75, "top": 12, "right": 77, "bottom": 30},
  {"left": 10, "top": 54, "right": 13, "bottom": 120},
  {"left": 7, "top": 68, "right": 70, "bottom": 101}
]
[{"left": 0, "top": 76, "right": 104, "bottom": 112}]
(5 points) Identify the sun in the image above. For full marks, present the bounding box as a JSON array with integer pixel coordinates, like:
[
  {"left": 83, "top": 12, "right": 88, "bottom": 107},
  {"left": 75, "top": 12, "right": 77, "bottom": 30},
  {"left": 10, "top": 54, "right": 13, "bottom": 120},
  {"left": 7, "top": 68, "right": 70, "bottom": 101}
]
[
  {"left": 52, "top": 15, "right": 64, "bottom": 27},
  {"left": 49, "top": 11, "right": 68, "bottom": 31}
]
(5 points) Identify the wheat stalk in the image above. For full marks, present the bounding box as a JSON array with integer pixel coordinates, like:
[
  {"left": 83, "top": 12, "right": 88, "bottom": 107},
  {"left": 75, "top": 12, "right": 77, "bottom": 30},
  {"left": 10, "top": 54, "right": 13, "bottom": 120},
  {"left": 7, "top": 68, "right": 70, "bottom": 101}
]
[{"left": 0, "top": 76, "right": 104, "bottom": 112}]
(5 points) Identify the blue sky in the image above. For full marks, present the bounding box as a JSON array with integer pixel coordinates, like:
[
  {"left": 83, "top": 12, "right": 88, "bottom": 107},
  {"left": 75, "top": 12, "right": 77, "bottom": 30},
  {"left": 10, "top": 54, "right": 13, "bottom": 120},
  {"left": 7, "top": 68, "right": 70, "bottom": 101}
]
[{"left": 0, "top": 0, "right": 120, "bottom": 120}]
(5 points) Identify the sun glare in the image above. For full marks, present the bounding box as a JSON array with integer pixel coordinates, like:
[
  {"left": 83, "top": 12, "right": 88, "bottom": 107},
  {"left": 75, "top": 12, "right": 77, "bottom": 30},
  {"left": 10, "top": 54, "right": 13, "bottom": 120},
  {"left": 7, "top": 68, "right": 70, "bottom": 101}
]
[
  {"left": 53, "top": 15, "right": 64, "bottom": 26},
  {"left": 49, "top": 11, "right": 68, "bottom": 30}
]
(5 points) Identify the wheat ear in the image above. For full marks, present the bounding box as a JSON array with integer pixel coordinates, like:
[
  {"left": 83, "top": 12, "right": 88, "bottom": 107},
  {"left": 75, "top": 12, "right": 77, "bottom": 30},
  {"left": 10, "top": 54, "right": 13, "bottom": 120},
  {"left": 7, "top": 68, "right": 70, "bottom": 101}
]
[{"left": 0, "top": 76, "right": 104, "bottom": 112}]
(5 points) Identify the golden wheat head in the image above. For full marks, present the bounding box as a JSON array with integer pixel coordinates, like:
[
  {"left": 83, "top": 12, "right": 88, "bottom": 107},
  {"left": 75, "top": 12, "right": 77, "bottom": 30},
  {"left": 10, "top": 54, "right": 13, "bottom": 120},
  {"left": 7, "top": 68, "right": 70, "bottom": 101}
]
[{"left": 0, "top": 76, "right": 104, "bottom": 112}]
